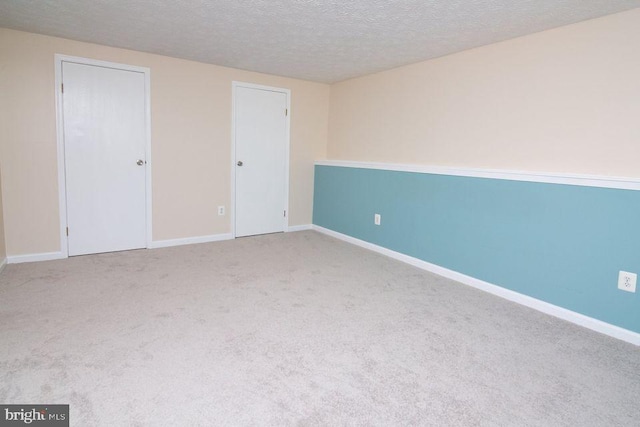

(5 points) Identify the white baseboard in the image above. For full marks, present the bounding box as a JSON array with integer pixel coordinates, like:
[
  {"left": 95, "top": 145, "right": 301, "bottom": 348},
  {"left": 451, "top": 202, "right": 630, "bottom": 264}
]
[
  {"left": 7, "top": 251, "right": 67, "bottom": 264},
  {"left": 149, "top": 233, "right": 233, "bottom": 249},
  {"left": 0, "top": 257, "right": 7, "bottom": 273},
  {"left": 312, "top": 225, "right": 640, "bottom": 346},
  {"left": 5, "top": 234, "right": 234, "bottom": 263},
  {"left": 286, "top": 224, "right": 312, "bottom": 232}
]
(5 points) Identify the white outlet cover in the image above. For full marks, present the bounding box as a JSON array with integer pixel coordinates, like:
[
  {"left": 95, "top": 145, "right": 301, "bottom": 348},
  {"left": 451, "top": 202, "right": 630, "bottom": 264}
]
[
  {"left": 218, "top": 206, "right": 225, "bottom": 216},
  {"left": 618, "top": 271, "right": 637, "bottom": 293},
  {"left": 374, "top": 214, "right": 381, "bottom": 225}
]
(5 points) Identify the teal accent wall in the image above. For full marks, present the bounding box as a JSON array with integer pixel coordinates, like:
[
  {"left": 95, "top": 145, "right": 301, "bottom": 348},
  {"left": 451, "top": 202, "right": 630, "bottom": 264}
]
[{"left": 313, "top": 165, "right": 640, "bottom": 333}]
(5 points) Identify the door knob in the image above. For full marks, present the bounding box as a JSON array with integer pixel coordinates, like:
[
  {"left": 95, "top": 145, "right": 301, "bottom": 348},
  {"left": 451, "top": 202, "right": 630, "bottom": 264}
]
[
  {"left": 237, "top": 161, "right": 243, "bottom": 166},
  {"left": 137, "top": 159, "right": 145, "bottom": 166}
]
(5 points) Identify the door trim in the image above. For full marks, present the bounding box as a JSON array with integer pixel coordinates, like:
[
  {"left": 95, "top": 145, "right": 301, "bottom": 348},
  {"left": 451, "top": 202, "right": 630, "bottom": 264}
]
[
  {"left": 230, "top": 81, "right": 291, "bottom": 238},
  {"left": 54, "top": 54, "right": 152, "bottom": 257}
]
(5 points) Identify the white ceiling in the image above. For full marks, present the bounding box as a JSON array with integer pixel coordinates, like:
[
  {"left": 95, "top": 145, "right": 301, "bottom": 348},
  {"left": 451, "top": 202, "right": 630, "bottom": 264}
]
[{"left": 1, "top": 1, "right": 639, "bottom": 83}]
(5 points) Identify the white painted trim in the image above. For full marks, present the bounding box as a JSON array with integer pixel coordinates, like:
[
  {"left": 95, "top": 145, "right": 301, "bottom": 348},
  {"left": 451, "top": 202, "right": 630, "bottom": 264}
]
[
  {"left": 286, "top": 224, "right": 312, "bottom": 232},
  {"left": 7, "top": 252, "right": 67, "bottom": 264},
  {"left": 231, "top": 81, "right": 291, "bottom": 238},
  {"left": 312, "top": 225, "right": 640, "bottom": 346},
  {"left": 54, "top": 55, "right": 68, "bottom": 258},
  {"left": 7, "top": 233, "right": 233, "bottom": 261},
  {"left": 0, "top": 258, "right": 7, "bottom": 273},
  {"left": 148, "top": 233, "right": 233, "bottom": 249},
  {"left": 230, "top": 82, "right": 237, "bottom": 238},
  {"left": 54, "top": 54, "right": 153, "bottom": 259},
  {"left": 315, "top": 160, "right": 640, "bottom": 191}
]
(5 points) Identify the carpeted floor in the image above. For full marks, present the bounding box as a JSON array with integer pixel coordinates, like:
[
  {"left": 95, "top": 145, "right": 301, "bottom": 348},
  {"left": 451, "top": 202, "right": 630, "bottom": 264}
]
[{"left": 1, "top": 231, "right": 639, "bottom": 426}]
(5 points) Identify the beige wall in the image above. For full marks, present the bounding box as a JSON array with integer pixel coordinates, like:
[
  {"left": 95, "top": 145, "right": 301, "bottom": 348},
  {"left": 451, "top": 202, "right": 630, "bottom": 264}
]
[
  {"left": 328, "top": 9, "right": 640, "bottom": 178},
  {"left": 0, "top": 29, "right": 329, "bottom": 256}
]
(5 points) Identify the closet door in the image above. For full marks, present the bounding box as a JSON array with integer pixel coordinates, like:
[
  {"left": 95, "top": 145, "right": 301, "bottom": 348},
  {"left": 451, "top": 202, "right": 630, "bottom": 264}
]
[{"left": 62, "top": 61, "right": 147, "bottom": 255}]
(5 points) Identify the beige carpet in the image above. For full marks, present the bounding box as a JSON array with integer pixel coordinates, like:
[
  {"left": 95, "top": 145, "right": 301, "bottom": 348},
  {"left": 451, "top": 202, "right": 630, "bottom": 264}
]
[{"left": 1, "top": 231, "right": 639, "bottom": 426}]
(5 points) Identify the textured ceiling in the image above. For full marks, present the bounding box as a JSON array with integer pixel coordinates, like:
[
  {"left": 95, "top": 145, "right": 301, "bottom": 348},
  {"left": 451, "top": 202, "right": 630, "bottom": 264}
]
[{"left": 1, "top": 1, "right": 639, "bottom": 83}]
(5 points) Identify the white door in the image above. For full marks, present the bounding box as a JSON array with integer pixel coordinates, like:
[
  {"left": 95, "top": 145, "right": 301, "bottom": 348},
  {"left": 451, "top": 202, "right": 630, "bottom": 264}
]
[
  {"left": 234, "top": 85, "right": 288, "bottom": 237},
  {"left": 62, "top": 61, "right": 147, "bottom": 256}
]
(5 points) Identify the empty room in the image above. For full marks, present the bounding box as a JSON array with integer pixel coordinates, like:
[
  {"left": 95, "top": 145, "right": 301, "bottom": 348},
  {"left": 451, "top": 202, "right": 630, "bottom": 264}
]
[{"left": 1, "top": 1, "right": 639, "bottom": 425}]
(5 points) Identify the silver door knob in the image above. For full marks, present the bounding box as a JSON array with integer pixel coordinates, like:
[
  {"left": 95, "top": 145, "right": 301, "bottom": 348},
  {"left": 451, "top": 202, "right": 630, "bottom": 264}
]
[
  {"left": 137, "top": 159, "right": 144, "bottom": 166},
  {"left": 237, "top": 161, "right": 243, "bottom": 166}
]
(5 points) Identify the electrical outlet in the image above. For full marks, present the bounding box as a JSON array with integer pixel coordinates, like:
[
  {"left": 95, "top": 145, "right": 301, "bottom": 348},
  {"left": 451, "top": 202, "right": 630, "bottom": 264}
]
[
  {"left": 218, "top": 206, "right": 225, "bottom": 216},
  {"left": 374, "top": 213, "right": 381, "bottom": 226},
  {"left": 618, "top": 271, "right": 637, "bottom": 293}
]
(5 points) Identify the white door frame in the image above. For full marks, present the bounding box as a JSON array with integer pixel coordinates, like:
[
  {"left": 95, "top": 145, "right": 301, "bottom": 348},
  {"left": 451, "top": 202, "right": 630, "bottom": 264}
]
[
  {"left": 231, "top": 81, "right": 291, "bottom": 238},
  {"left": 54, "top": 54, "right": 152, "bottom": 257}
]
